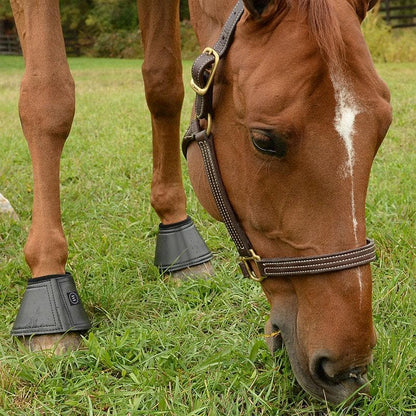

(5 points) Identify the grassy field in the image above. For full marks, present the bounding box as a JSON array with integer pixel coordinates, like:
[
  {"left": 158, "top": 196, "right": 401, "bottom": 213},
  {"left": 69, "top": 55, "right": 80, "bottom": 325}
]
[{"left": 0, "top": 56, "right": 415, "bottom": 415}]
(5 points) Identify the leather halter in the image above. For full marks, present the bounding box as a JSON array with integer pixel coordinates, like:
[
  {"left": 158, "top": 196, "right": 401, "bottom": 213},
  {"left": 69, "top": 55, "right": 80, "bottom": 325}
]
[{"left": 182, "top": 0, "right": 376, "bottom": 282}]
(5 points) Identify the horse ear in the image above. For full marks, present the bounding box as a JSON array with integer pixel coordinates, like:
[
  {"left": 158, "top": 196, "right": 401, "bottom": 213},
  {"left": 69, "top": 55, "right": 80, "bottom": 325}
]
[{"left": 243, "top": 0, "right": 273, "bottom": 17}]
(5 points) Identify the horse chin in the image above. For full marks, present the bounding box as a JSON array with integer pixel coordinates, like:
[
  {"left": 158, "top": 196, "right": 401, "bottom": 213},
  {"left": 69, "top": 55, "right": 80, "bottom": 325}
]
[
  {"left": 284, "top": 335, "right": 370, "bottom": 405},
  {"left": 265, "top": 303, "right": 369, "bottom": 405},
  {"left": 268, "top": 313, "right": 371, "bottom": 405}
]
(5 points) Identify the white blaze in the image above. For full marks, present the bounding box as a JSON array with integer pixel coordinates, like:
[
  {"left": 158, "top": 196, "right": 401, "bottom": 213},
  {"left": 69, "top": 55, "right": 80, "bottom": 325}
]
[
  {"left": 331, "top": 72, "right": 360, "bottom": 242},
  {"left": 331, "top": 72, "right": 363, "bottom": 302}
]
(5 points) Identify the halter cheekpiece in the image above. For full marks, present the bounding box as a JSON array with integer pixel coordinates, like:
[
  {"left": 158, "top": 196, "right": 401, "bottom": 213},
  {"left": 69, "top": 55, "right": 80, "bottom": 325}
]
[{"left": 182, "top": 0, "right": 376, "bottom": 282}]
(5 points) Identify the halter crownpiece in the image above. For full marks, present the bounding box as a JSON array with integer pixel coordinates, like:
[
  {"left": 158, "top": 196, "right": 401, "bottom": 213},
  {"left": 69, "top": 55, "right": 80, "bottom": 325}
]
[{"left": 183, "top": 1, "right": 376, "bottom": 282}]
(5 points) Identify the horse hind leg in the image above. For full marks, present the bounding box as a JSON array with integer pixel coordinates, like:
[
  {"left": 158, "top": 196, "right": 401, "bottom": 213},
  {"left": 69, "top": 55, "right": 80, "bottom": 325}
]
[
  {"left": 138, "top": 0, "right": 213, "bottom": 279},
  {"left": 10, "top": 0, "right": 90, "bottom": 352}
]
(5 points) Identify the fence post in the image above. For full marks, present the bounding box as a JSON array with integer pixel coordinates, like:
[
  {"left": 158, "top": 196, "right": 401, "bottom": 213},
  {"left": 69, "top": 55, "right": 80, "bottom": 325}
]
[
  {"left": 0, "top": 34, "right": 22, "bottom": 55},
  {"left": 385, "top": 0, "right": 391, "bottom": 25}
]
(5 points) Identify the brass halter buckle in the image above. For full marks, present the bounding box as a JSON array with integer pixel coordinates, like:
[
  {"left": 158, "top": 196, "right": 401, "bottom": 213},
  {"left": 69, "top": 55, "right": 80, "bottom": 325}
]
[
  {"left": 240, "top": 249, "right": 265, "bottom": 282},
  {"left": 190, "top": 47, "right": 220, "bottom": 96}
]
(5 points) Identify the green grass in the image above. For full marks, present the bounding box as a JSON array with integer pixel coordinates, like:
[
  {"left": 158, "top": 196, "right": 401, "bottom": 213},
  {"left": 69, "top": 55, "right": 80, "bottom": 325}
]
[{"left": 0, "top": 56, "right": 415, "bottom": 415}]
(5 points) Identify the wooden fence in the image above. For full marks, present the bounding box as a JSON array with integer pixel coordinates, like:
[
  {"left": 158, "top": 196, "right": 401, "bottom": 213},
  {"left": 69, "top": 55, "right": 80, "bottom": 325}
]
[
  {"left": 379, "top": 0, "right": 416, "bottom": 28},
  {"left": 0, "top": 34, "right": 21, "bottom": 55},
  {"left": 0, "top": 34, "right": 83, "bottom": 56}
]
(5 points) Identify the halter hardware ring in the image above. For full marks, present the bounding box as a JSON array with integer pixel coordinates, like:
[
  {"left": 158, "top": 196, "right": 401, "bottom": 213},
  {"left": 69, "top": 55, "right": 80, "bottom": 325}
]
[
  {"left": 241, "top": 249, "right": 265, "bottom": 282},
  {"left": 190, "top": 47, "right": 220, "bottom": 96}
]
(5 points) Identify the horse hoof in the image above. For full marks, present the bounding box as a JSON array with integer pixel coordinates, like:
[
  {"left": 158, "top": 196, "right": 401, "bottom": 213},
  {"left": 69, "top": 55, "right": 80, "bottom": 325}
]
[
  {"left": 17, "top": 332, "right": 84, "bottom": 354},
  {"left": 155, "top": 217, "right": 213, "bottom": 277},
  {"left": 169, "top": 260, "right": 214, "bottom": 281},
  {"left": 264, "top": 319, "right": 283, "bottom": 353}
]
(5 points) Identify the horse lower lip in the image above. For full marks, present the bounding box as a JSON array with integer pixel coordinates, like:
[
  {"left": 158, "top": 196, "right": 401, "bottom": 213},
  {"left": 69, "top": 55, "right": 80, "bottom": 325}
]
[
  {"left": 296, "top": 367, "right": 370, "bottom": 404},
  {"left": 340, "top": 372, "right": 368, "bottom": 387},
  {"left": 317, "top": 369, "right": 370, "bottom": 403},
  {"left": 282, "top": 341, "right": 372, "bottom": 404},
  {"left": 334, "top": 367, "right": 368, "bottom": 384},
  {"left": 348, "top": 371, "right": 366, "bottom": 383}
]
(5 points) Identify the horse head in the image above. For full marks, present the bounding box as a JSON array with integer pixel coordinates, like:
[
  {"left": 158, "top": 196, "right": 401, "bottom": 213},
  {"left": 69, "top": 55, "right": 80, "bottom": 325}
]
[{"left": 187, "top": 0, "right": 391, "bottom": 403}]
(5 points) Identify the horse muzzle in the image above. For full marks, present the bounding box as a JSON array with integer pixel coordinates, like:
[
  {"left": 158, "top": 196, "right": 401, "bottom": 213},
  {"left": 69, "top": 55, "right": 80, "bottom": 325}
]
[{"left": 308, "top": 352, "right": 372, "bottom": 403}]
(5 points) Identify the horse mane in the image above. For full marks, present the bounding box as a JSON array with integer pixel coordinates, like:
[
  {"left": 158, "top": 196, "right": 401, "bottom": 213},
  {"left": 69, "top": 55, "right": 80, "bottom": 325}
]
[{"left": 290, "top": 0, "right": 346, "bottom": 67}]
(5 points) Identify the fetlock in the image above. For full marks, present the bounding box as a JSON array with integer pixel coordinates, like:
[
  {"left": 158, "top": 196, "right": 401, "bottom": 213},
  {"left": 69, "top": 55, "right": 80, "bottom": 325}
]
[
  {"left": 24, "top": 228, "right": 68, "bottom": 277},
  {"left": 151, "top": 182, "right": 187, "bottom": 224}
]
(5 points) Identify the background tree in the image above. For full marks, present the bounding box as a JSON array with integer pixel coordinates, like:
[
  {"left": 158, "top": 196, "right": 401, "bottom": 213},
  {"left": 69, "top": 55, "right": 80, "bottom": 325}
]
[{"left": 85, "top": 0, "right": 138, "bottom": 34}]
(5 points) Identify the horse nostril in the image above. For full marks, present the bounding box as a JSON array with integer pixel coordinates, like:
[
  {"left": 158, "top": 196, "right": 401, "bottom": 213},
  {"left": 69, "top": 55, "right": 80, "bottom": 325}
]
[
  {"left": 309, "top": 353, "right": 372, "bottom": 402},
  {"left": 313, "top": 356, "right": 334, "bottom": 384},
  {"left": 312, "top": 355, "right": 369, "bottom": 386}
]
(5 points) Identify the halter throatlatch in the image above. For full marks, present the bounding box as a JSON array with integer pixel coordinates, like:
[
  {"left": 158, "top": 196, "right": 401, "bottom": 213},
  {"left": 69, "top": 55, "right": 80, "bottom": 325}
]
[{"left": 183, "top": 1, "right": 376, "bottom": 282}]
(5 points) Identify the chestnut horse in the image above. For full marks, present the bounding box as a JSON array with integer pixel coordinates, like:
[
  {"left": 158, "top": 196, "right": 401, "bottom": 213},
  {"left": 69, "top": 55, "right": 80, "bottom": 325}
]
[{"left": 8, "top": 0, "right": 391, "bottom": 405}]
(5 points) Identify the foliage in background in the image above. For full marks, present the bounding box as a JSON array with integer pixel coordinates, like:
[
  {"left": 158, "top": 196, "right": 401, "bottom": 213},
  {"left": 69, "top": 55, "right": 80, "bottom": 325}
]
[
  {"left": 60, "top": 0, "right": 92, "bottom": 35},
  {"left": 0, "top": 0, "right": 11, "bottom": 18},
  {"left": 0, "top": 0, "right": 195, "bottom": 58},
  {"left": 180, "top": 0, "right": 190, "bottom": 20},
  {"left": 61, "top": 0, "right": 138, "bottom": 57},
  {"left": 363, "top": 9, "right": 416, "bottom": 62},
  {"left": 62, "top": 0, "right": 197, "bottom": 58},
  {"left": 1, "top": 0, "right": 416, "bottom": 61},
  {"left": 85, "top": 0, "right": 137, "bottom": 34}
]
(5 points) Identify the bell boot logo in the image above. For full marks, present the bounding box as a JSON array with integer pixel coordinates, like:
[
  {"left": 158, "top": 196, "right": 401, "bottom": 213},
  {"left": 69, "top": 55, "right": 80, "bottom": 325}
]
[{"left": 67, "top": 291, "right": 80, "bottom": 305}]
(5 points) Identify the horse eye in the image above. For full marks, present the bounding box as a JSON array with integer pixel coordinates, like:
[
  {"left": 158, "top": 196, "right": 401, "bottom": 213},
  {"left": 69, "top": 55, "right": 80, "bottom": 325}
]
[{"left": 251, "top": 129, "right": 288, "bottom": 158}]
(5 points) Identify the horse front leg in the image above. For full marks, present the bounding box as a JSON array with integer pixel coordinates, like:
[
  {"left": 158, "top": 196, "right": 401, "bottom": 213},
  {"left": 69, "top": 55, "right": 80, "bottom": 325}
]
[
  {"left": 138, "top": 0, "right": 213, "bottom": 278},
  {"left": 10, "top": 0, "right": 90, "bottom": 352}
]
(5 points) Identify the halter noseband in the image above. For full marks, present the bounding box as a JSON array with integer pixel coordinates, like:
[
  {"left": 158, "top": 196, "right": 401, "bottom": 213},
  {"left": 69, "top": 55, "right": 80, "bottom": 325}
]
[{"left": 182, "top": 0, "right": 376, "bottom": 282}]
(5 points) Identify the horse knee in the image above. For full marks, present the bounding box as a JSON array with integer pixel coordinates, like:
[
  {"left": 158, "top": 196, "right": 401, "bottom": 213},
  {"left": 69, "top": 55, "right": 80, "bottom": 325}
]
[
  {"left": 142, "top": 63, "right": 184, "bottom": 119},
  {"left": 19, "top": 70, "right": 75, "bottom": 142}
]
